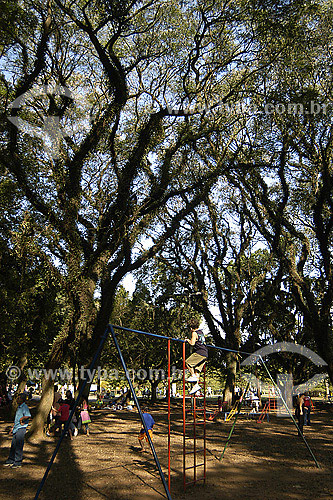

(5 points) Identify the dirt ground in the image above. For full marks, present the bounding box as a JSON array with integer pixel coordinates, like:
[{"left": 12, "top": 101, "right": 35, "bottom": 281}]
[{"left": 0, "top": 400, "right": 332, "bottom": 500}]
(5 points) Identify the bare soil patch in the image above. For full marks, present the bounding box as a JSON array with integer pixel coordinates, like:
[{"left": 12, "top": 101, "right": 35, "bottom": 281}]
[{"left": 1, "top": 401, "right": 332, "bottom": 500}]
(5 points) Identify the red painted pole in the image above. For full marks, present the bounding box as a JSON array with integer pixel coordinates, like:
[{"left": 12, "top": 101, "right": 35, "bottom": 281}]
[
  {"left": 203, "top": 364, "right": 206, "bottom": 483},
  {"left": 193, "top": 395, "right": 196, "bottom": 483},
  {"left": 183, "top": 341, "right": 186, "bottom": 492},
  {"left": 168, "top": 339, "right": 171, "bottom": 492}
]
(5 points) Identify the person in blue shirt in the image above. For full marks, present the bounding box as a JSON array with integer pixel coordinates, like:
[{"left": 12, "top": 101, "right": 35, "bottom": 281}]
[
  {"left": 138, "top": 407, "right": 155, "bottom": 452},
  {"left": 4, "top": 393, "right": 31, "bottom": 468}
]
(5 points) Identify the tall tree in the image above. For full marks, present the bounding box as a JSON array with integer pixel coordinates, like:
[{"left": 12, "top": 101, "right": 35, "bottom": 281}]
[
  {"left": 156, "top": 189, "right": 275, "bottom": 405},
  {"left": 223, "top": 0, "right": 333, "bottom": 382},
  {"left": 0, "top": 0, "right": 309, "bottom": 436}
]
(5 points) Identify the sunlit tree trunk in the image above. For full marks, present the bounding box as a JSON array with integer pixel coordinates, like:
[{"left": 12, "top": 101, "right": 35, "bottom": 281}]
[{"left": 223, "top": 352, "right": 237, "bottom": 408}]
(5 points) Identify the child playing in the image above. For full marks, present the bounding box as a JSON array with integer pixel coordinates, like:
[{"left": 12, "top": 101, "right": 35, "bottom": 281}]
[
  {"left": 185, "top": 318, "right": 208, "bottom": 395},
  {"left": 79, "top": 397, "right": 91, "bottom": 435},
  {"left": 54, "top": 398, "right": 74, "bottom": 440},
  {"left": 208, "top": 396, "right": 223, "bottom": 421},
  {"left": 303, "top": 392, "right": 312, "bottom": 425},
  {"left": 138, "top": 407, "right": 155, "bottom": 452}
]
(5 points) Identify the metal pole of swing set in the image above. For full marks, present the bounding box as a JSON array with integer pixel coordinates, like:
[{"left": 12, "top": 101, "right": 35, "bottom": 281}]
[
  {"left": 34, "top": 325, "right": 110, "bottom": 500},
  {"left": 109, "top": 325, "right": 173, "bottom": 500},
  {"left": 258, "top": 355, "right": 320, "bottom": 469},
  {"left": 111, "top": 325, "right": 254, "bottom": 356},
  {"left": 182, "top": 341, "right": 186, "bottom": 492},
  {"left": 203, "top": 364, "right": 207, "bottom": 483},
  {"left": 168, "top": 338, "right": 171, "bottom": 492}
]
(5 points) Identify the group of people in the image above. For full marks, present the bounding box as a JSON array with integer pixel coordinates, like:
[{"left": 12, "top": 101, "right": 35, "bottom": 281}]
[
  {"left": 47, "top": 386, "right": 91, "bottom": 439},
  {"left": 4, "top": 318, "right": 207, "bottom": 467},
  {"left": 3, "top": 388, "right": 91, "bottom": 469},
  {"left": 4, "top": 319, "right": 318, "bottom": 472},
  {"left": 4, "top": 319, "right": 318, "bottom": 471}
]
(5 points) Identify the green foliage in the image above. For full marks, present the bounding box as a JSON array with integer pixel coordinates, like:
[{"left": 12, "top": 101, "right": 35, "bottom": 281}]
[
  {"left": 0, "top": 0, "right": 37, "bottom": 51},
  {"left": 1, "top": 0, "right": 332, "bottom": 422},
  {"left": 0, "top": 234, "right": 64, "bottom": 371},
  {"left": 101, "top": 265, "right": 200, "bottom": 396}
]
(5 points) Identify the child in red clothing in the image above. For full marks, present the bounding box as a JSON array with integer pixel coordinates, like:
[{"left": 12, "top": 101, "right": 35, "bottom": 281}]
[
  {"left": 303, "top": 393, "right": 312, "bottom": 425},
  {"left": 208, "top": 396, "right": 223, "bottom": 421},
  {"left": 54, "top": 399, "right": 74, "bottom": 440}
]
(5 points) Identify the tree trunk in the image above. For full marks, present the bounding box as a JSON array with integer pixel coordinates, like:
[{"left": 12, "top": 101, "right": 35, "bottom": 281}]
[
  {"left": 28, "top": 313, "right": 78, "bottom": 440},
  {"left": 313, "top": 320, "right": 333, "bottom": 386},
  {"left": 11, "top": 353, "right": 28, "bottom": 417},
  {"left": 72, "top": 360, "right": 76, "bottom": 390},
  {"left": 150, "top": 380, "right": 159, "bottom": 404},
  {"left": 27, "top": 376, "right": 54, "bottom": 441},
  {"left": 223, "top": 352, "right": 238, "bottom": 408},
  {"left": 325, "top": 358, "right": 333, "bottom": 387},
  {"left": 73, "top": 280, "right": 121, "bottom": 399}
]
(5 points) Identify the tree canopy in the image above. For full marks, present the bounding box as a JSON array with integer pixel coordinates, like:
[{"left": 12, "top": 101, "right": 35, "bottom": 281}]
[{"left": 1, "top": 0, "right": 332, "bottom": 433}]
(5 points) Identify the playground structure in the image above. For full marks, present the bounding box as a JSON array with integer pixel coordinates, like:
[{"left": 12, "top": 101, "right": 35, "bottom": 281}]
[
  {"left": 114, "top": 327, "right": 208, "bottom": 493},
  {"left": 182, "top": 356, "right": 207, "bottom": 490},
  {"left": 33, "top": 324, "right": 321, "bottom": 500}
]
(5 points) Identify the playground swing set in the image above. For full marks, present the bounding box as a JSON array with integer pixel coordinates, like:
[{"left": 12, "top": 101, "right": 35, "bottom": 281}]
[{"left": 33, "top": 324, "right": 321, "bottom": 500}]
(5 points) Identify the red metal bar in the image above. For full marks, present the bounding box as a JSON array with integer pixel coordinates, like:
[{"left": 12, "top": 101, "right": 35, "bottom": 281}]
[
  {"left": 194, "top": 395, "right": 196, "bottom": 483},
  {"left": 185, "top": 477, "right": 206, "bottom": 486},
  {"left": 168, "top": 338, "right": 171, "bottom": 492},
  {"left": 185, "top": 463, "right": 205, "bottom": 470},
  {"left": 203, "top": 364, "right": 206, "bottom": 483},
  {"left": 183, "top": 341, "right": 186, "bottom": 492}
]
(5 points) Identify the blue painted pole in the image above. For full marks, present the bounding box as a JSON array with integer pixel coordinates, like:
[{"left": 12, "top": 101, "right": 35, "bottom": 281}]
[
  {"left": 111, "top": 324, "right": 254, "bottom": 356},
  {"left": 110, "top": 325, "right": 173, "bottom": 500},
  {"left": 259, "top": 355, "right": 320, "bottom": 468},
  {"left": 34, "top": 325, "right": 110, "bottom": 500}
]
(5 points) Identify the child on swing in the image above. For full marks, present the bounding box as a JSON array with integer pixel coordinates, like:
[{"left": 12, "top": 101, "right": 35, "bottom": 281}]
[{"left": 138, "top": 407, "right": 155, "bottom": 453}]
